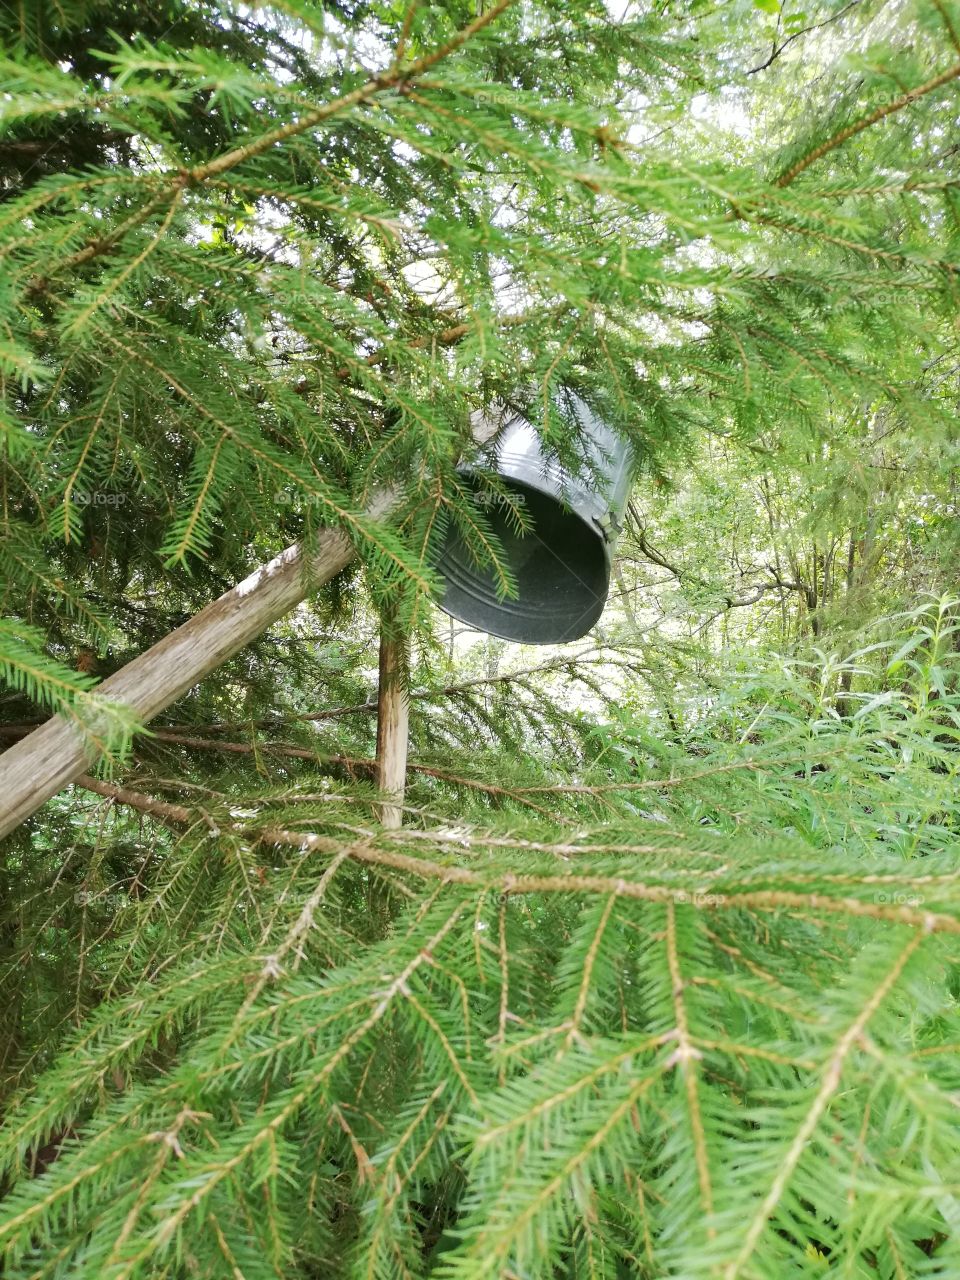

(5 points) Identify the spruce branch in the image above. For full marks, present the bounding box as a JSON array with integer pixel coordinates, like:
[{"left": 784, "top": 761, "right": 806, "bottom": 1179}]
[
  {"left": 776, "top": 59, "right": 960, "bottom": 187},
  {"left": 722, "top": 931, "right": 925, "bottom": 1278},
  {"left": 25, "top": 0, "right": 520, "bottom": 292},
  {"left": 53, "top": 779, "right": 960, "bottom": 937}
]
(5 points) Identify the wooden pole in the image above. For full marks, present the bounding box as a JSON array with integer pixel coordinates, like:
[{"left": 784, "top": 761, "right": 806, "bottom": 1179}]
[
  {"left": 375, "top": 622, "right": 409, "bottom": 830},
  {"left": 0, "top": 492, "right": 396, "bottom": 840}
]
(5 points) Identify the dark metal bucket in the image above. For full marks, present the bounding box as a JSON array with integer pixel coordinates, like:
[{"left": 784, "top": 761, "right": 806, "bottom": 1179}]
[{"left": 433, "top": 395, "right": 632, "bottom": 644}]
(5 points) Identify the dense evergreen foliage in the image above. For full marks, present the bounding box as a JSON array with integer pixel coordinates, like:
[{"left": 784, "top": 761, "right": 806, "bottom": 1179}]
[{"left": 3, "top": 0, "right": 960, "bottom": 1275}]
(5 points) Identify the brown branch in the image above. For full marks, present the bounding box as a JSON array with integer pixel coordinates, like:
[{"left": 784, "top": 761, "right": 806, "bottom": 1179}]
[
  {"left": 633, "top": 530, "right": 683, "bottom": 578},
  {"left": 334, "top": 308, "right": 540, "bottom": 381},
  {"left": 0, "top": 647, "right": 616, "bottom": 738},
  {"left": 746, "top": 1, "right": 860, "bottom": 76},
  {"left": 392, "top": 764, "right": 554, "bottom": 817},
  {"left": 148, "top": 734, "right": 556, "bottom": 815},
  {"left": 0, "top": 128, "right": 131, "bottom": 157},
  {"left": 776, "top": 58, "right": 960, "bottom": 187},
  {"left": 31, "top": 0, "right": 518, "bottom": 289},
  {"left": 26, "top": 175, "right": 188, "bottom": 298},
  {"left": 77, "top": 775, "right": 194, "bottom": 824},
  {"left": 66, "top": 777, "right": 960, "bottom": 936},
  {"left": 66, "top": 729, "right": 555, "bottom": 814},
  {"left": 3, "top": 721, "right": 842, "bottom": 809},
  {"left": 932, "top": 0, "right": 960, "bottom": 57}
]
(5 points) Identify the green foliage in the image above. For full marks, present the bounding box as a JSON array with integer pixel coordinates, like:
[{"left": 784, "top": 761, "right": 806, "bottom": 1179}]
[
  {"left": 3, "top": 0, "right": 960, "bottom": 1275},
  {"left": 4, "top": 603, "right": 960, "bottom": 1277}
]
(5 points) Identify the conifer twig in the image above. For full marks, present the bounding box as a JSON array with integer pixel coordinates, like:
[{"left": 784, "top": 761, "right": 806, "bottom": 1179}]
[
  {"left": 30, "top": 0, "right": 520, "bottom": 289},
  {"left": 63, "top": 779, "right": 960, "bottom": 936},
  {"left": 776, "top": 59, "right": 960, "bottom": 187},
  {"left": 722, "top": 931, "right": 924, "bottom": 1278}
]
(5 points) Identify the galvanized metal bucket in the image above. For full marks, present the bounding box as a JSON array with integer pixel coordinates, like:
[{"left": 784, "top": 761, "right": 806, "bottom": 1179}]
[{"left": 433, "top": 395, "right": 632, "bottom": 644}]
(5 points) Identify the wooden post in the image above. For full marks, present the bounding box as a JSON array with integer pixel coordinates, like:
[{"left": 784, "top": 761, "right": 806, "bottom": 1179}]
[
  {"left": 375, "top": 622, "right": 409, "bottom": 830},
  {"left": 0, "top": 491, "right": 397, "bottom": 840}
]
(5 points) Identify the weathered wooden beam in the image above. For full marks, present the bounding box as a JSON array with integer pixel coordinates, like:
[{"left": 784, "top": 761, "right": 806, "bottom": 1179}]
[
  {"left": 375, "top": 624, "right": 410, "bottom": 830},
  {"left": 0, "top": 494, "right": 395, "bottom": 839}
]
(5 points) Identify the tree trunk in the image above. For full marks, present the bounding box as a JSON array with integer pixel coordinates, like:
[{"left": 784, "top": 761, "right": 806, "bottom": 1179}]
[
  {"left": 375, "top": 624, "right": 409, "bottom": 830},
  {"left": 0, "top": 493, "right": 396, "bottom": 839}
]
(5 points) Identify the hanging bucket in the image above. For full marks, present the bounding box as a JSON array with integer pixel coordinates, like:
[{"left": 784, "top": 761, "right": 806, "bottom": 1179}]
[{"left": 433, "top": 395, "right": 632, "bottom": 644}]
